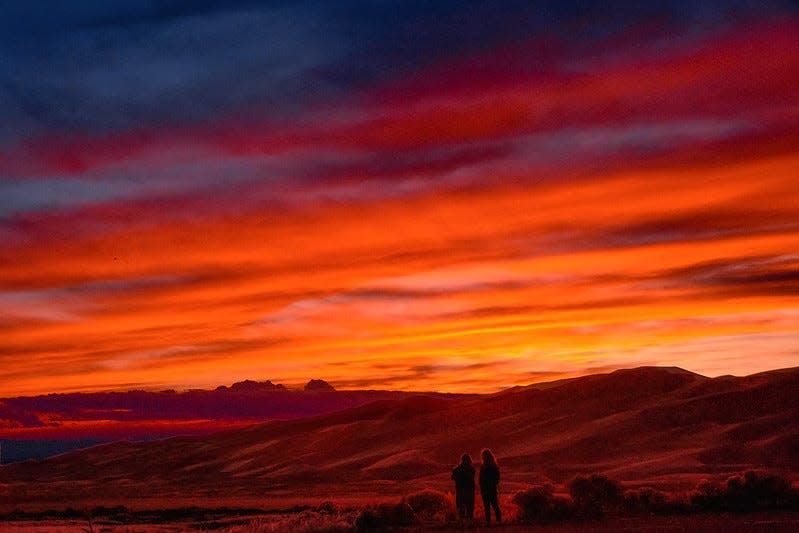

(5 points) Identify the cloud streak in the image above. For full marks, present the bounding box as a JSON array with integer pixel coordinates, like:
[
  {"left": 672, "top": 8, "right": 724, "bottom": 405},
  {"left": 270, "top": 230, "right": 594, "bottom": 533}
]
[{"left": 0, "top": 3, "right": 797, "bottom": 395}]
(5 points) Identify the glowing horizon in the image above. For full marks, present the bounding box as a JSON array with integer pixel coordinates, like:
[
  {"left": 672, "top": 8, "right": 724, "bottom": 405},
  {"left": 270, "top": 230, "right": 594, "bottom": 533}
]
[{"left": 1, "top": 5, "right": 797, "bottom": 397}]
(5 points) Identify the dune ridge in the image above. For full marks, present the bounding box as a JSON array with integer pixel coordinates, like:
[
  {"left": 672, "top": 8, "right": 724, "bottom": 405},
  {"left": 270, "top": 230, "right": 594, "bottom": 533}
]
[{"left": 1, "top": 366, "right": 796, "bottom": 508}]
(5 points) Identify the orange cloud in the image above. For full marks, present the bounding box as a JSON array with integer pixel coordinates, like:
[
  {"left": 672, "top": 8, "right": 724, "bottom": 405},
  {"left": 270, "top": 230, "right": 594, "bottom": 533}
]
[{"left": 1, "top": 19, "right": 797, "bottom": 396}]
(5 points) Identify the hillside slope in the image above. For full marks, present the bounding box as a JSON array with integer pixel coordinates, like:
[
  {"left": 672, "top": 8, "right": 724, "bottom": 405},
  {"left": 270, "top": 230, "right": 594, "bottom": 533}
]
[{"left": 1, "top": 366, "right": 797, "bottom": 507}]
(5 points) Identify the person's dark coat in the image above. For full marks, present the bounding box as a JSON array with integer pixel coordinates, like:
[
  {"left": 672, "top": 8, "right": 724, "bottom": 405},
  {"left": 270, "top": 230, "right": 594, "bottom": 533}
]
[
  {"left": 479, "top": 462, "right": 501, "bottom": 523},
  {"left": 451, "top": 459, "right": 475, "bottom": 519},
  {"left": 479, "top": 462, "right": 499, "bottom": 493}
]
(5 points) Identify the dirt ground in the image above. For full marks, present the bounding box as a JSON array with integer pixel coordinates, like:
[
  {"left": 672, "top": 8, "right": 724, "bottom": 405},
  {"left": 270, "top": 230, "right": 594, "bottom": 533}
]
[
  {"left": 1, "top": 512, "right": 798, "bottom": 533},
  {"left": 433, "top": 513, "right": 799, "bottom": 532}
]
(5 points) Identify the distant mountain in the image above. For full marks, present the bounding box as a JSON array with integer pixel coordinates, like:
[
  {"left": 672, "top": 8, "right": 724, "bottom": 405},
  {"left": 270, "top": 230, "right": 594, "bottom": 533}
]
[
  {"left": 2, "top": 366, "right": 796, "bottom": 509},
  {"left": 0, "top": 438, "right": 106, "bottom": 464},
  {"left": 304, "top": 379, "right": 336, "bottom": 392},
  {"left": 0, "top": 380, "right": 474, "bottom": 454},
  {"left": 216, "top": 379, "right": 286, "bottom": 393}
]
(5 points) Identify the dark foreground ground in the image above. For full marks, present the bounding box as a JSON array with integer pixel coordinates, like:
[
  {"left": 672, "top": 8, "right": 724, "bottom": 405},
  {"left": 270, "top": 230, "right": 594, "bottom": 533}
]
[
  {"left": 2, "top": 511, "right": 798, "bottom": 532},
  {"left": 439, "top": 513, "right": 799, "bottom": 533}
]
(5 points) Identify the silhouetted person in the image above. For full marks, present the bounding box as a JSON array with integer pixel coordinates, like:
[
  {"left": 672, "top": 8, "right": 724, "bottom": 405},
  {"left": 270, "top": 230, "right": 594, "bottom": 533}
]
[
  {"left": 479, "top": 448, "right": 501, "bottom": 524},
  {"left": 451, "top": 453, "right": 475, "bottom": 519}
]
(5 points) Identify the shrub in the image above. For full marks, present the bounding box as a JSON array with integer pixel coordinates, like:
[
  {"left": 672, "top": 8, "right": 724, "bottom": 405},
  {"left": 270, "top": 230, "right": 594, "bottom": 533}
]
[
  {"left": 624, "top": 487, "right": 678, "bottom": 515},
  {"left": 568, "top": 474, "right": 623, "bottom": 518},
  {"left": 512, "top": 484, "right": 572, "bottom": 523},
  {"left": 354, "top": 502, "right": 417, "bottom": 531},
  {"left": 403, "top": 489, "right": 454, "bottom": 522},
  {"left": 723, "top": 471, "right": 797, "bottom": 511},
  {"left": 689, "top": 478, "right": 724, "bottom": 512},
  {"left": 689, "top": 471, "right": 799, "bottom": 513},
  {"left": 315, "top": 502, "right": 338, "bottom": 515}
]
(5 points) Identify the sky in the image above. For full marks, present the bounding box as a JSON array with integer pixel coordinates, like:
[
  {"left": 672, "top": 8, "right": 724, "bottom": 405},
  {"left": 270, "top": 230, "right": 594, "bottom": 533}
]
[{"left": 1, "top": 1, "right": 798, "bottom": 396}]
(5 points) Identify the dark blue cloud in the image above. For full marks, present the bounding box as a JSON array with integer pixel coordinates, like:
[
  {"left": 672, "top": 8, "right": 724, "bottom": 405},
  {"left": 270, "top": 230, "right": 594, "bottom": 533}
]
[
  {"left": 0, "top": 3, "right": 352, "bottom": 142},
  {"left": 0, "top": 0, "right": 792, "bottom": 145}
]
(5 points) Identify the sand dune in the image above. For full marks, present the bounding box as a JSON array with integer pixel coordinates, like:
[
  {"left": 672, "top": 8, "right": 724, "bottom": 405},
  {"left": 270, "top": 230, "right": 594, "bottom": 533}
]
[{"left": 1, "top": 366, "right": 796, "bottom": 508}]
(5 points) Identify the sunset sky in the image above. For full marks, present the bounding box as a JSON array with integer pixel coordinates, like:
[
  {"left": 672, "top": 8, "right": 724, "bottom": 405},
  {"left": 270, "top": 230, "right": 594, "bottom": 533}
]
[{"left": 1, "top": 1, "right": 798, "bottom": 396}]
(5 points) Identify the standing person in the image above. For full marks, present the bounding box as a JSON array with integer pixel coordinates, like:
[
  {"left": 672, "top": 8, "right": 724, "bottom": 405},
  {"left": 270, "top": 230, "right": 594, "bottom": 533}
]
[
  {"left": 479, "top": 448, "right": 501, "bottom": 524},
  {"left": 451, "top": 453, "right": 475, "bottom": 520}
]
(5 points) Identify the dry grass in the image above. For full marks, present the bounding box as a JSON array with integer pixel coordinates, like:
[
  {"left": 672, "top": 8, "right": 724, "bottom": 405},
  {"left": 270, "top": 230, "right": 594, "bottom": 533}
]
[
  {"left": 0, "top": 522, "right": 187, "bottom": 532},
  {"left": 3, "top": 509, "right": 798, "bottom": 533},
  {"left": 2, "top": 472, "right": 797, "bottom": 532},
  {"left": 221, "top": 507, "right": 357, "bottom": 533}
]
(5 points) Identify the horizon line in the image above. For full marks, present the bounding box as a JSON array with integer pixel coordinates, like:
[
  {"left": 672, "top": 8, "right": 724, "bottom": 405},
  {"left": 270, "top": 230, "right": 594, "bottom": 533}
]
[{"left": 6, "top": 364, "right": 798, "bottom": 399}]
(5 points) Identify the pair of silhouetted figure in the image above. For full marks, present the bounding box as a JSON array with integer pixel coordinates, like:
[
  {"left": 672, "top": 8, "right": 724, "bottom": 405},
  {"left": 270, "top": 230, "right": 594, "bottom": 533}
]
[{"left": 451, "top": 448, "right": 501, "bottom": 524}]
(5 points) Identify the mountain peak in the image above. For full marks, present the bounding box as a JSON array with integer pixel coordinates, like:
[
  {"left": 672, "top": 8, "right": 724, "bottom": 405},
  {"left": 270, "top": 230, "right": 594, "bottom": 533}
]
[
  {"left": 304, "top": 379, "right": 336, "bottom": 392},
  {"left": 217, "top": 379, "right": 287, "bottom": 392},
  {"left": 608, "top": 366, "right": 707, "bottom": 381}
]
